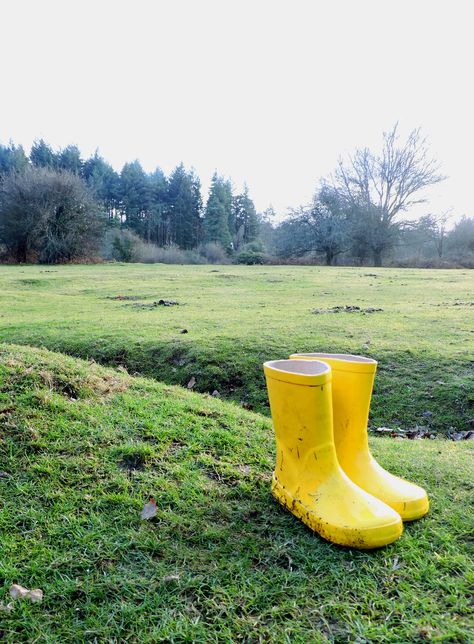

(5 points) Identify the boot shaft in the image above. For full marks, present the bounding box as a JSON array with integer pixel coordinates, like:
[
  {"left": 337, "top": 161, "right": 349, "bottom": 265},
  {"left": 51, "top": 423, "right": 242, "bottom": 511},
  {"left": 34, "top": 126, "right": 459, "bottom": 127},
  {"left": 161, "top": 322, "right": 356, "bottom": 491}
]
[
  {"left": 263, "top": 359, "right": 339, "bottom": 491},
  {"left": 290, "top": 353, "right": 377, "bottom": 467}
]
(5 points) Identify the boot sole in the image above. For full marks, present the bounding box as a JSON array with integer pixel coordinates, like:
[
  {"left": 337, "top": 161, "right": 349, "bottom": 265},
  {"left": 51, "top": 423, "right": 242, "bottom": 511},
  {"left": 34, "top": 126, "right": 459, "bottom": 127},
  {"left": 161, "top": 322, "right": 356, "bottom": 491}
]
[{"left": 271, "top": 475, "right": 403, "bottom": 549}]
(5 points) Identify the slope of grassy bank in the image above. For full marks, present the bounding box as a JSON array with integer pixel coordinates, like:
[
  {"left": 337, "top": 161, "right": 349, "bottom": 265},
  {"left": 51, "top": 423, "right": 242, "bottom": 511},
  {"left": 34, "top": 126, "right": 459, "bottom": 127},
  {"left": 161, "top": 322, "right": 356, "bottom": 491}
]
[
  {"left": 0, "top": 344, "right": 473, "bottom": 642},
  {"left": 0, "top": 264, "right": 473, "bottom": 433}
]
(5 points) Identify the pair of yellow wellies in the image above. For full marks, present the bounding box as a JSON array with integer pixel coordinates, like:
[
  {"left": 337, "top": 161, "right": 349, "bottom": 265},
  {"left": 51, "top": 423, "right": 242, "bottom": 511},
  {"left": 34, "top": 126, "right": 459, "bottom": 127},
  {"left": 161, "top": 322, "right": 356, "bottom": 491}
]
[{"left": 263, "top": 353, "right": 429, "bottom": 549}]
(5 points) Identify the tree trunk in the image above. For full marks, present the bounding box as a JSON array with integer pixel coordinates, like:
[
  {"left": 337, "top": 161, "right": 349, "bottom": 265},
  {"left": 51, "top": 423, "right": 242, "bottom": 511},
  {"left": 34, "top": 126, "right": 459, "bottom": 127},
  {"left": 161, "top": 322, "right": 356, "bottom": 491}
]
[
  {"left": 15, "top": 240, "right": 28, "bottom": 263},
  {"left": 437, "top": 236, "right": 444, "bottom": 258},
  {"left": 373, "top": 249, "right": 383, "bottom": 267},
  {"left": 325, "top": 250, "right": 334, "bottom": 266}
]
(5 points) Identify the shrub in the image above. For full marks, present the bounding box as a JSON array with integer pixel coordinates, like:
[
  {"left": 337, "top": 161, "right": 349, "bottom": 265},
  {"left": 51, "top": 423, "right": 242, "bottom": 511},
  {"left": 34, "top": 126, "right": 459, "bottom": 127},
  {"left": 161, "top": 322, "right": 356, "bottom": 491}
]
[
  {"left": 0, "top": 167, "right": 103, "bottom": 263},
  {"left": 236, "top": 249, "right": 266, "bottom": 265},
  {"left": 102, "top": 233, "right": 204, "bottom": 265},
  {"left": 134, "top": 242, "right": 205, "bottom": 264},
  {"left": 242, "top": 240, "right": 265, "bottom": 253},
  {"left": 235, "top": 241, "right": 267, "bottom": 265},
  {"left": 198, "top": 242, "right": 229, "bottom": 264},
  {"left": 111, "top": 230, "right": 138, "bottom": 262}
]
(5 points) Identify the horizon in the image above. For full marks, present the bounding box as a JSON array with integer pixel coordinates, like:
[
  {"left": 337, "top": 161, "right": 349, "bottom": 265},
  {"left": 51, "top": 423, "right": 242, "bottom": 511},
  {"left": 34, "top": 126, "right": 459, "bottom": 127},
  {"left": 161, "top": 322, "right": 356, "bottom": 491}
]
[{"left": 1, "top": 0, "right": 472, "bottom": 224}]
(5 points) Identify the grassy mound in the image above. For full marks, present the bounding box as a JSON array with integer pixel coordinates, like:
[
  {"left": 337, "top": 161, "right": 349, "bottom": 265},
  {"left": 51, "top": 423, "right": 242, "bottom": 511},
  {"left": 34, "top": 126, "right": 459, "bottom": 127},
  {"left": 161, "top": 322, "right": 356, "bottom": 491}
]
[
  {"left": 0, "top": 264, "right": 473, "bottom": 435},
  {"left": 0, "top": 344, "right": 472, "bottom": 642}
]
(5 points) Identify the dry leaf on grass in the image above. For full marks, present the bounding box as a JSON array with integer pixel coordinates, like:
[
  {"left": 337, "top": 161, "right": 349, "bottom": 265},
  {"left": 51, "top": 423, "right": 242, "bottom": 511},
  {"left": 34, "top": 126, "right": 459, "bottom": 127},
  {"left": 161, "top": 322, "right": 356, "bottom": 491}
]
[
  {"left": 141, "top": 497, "right": 158, "bottom": 520},
  {"left": 9, "top": 584, "right": 43, "bottom": 603},
  {"left": 26, "top": 589, "right": 44, "bottom": 603},
  {"left": 10, "top": 584, "right": 30, "bottom": 599}
]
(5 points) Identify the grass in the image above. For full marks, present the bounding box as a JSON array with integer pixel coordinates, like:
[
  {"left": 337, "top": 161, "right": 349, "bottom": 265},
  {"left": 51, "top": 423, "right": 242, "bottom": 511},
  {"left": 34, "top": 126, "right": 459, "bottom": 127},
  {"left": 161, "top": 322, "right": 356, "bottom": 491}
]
[
  {"left": 0, "top": 344, "right": 473, "bottom": 642},
  {"left": 0, "top": 264, "right": 473, "bottom": 433}
]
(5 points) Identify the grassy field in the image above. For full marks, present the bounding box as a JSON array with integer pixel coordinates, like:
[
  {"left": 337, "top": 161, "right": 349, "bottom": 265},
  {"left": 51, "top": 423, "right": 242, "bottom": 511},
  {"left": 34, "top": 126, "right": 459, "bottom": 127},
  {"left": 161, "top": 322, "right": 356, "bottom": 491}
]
[
  {"left": 0, "top": 344, "right": 473, "bottom": 642},
  {"left": 0, "top": 264, "right": 473, "bottom": 433}
]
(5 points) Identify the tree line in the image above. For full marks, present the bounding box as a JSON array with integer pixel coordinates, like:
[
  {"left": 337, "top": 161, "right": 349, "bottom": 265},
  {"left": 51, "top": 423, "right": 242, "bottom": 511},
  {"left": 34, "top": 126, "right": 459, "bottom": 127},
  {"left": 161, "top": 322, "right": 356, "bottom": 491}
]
[
  {"left": 0, "top": 139, "right": 260, "bottom": 263},
  {"left": 1, "top": 128, "right": 473, "bottom": 266}
]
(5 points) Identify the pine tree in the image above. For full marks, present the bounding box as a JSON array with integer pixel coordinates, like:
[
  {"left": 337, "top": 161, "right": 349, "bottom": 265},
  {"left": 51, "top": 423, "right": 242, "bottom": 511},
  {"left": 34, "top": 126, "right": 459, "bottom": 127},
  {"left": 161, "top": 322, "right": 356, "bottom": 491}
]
[
  {"left": 82, "top": 152, "right": 121, "bottom": 223},
  {"left": 120, "top": 161, "right": 151, "bottom": 236},
  {"left": 57, "top": 145, "right": 83, "bottom": 174},
  {"left": 204, "top": 173, "right": 233, "bottom": 252},
  {"left": 147, "top": 168, "right": 168, "bottom": 245},
  {"left": 167, "top": 164, "right": 202, "bottom": 249},
  {"left": 0, "top": 142, "right": 29, "bottom": 178},
  {"left": 231, "top": 184, "right": 259, "bottom": 249},
  {"left": 190, "top": 172, "right": 203, "bottom": 247},
  {"left": 30, "top": 139, "right": 56, "bottom": 168}
]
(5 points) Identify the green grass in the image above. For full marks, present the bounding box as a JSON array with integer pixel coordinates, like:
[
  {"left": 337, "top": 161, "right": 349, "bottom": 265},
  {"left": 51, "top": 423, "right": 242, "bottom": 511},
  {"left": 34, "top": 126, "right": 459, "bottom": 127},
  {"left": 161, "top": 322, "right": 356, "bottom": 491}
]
[
  {"left": 0, "top": 264, "right": 473, "bottom": 433},
  {"left": 0, "top": 344, "right": 473, "bottom": 642}
]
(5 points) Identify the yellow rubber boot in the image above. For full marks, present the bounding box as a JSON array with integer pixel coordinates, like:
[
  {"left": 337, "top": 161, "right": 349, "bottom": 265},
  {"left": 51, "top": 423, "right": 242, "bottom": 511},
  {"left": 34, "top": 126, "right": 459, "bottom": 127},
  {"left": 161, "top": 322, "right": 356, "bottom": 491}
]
[
  {"left": 290, "top": 353, "right": 429, "bottom": 521},
  {"left": 263, "top": 359, "right": 403, "bottom": 548}
]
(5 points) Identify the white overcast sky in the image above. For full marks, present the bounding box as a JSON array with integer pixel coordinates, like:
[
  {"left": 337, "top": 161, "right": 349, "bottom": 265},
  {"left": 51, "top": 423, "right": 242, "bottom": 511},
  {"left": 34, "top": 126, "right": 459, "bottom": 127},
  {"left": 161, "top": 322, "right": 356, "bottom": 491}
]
[{"left": 1, "top": 0, "right": 472, "bottom": 223}]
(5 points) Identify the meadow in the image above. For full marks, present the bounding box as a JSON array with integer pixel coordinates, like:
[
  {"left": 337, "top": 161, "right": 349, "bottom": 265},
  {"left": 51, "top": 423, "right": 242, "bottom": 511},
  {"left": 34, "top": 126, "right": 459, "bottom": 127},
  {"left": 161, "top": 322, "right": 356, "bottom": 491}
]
[
  {"left": 0, "top": 264, "right": 473, "bottom": 641},
  {"left": 0, "top": 263, "right": 473, "bottom": 433}
]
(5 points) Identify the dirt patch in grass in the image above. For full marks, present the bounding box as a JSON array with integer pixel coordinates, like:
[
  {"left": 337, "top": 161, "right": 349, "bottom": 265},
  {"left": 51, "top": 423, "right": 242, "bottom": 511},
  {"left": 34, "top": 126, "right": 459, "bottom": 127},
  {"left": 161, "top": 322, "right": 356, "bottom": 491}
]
[
  {"left": 129, "top": 299, "right": 180, "bottom": 309},
  {"left": 167, "top": 347, "right": 190, "bottom": 367},
  {"left": 38, "top": 371, "right": 81, "bottom": 399},
  {"left": 118, "top": 452, "right": 146, "bottom": 471},
  {"left": 14, "top": 278, "right": 51, "bottom": 288},
  {"left": 312, "top": 305, "right": 384, "bottom": 314},
  {"left": 0, "top": 347, "right": 130, "bottom": 400},
  {"left": 215, "top": 273, "right": 243, "bottom": 280},
  {"left": 112, "top": 443, "right": 156, "bottom": 473},
  {"left": 39, "top": 368, "right": 129, "bottom": 399}
]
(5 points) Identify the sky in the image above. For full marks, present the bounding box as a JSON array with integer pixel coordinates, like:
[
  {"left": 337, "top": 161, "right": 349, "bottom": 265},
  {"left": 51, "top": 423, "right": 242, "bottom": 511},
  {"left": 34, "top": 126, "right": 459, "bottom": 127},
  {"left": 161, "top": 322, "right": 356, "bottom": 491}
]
[{"left": 1, "top": 0, "right": 472, "bottom": 224}]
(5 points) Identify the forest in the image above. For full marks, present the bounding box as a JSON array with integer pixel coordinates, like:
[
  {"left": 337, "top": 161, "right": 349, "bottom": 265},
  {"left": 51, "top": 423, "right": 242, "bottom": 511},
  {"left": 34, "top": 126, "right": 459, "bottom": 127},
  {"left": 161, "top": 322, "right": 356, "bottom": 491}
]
[{"left": 1, "top": 127, "right": 473, "bottom": 267}]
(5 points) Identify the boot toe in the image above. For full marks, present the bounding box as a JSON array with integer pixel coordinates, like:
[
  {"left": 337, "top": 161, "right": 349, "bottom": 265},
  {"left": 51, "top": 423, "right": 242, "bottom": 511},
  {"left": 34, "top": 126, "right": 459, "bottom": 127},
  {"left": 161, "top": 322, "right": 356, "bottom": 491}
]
[
  {"left": 321, "top": 507, "right": 403, "bottom": 550},
  {"left": 371, "top": 469, "right": 429, "bottom": 521},
  {"left": 272, "top": 474, "right": 403, "bottom": 549},
  {"left": 348, "top": 460, "right": 430, "bottom": 522},
  {"left": 348, "top": 513, "right": 403, "bottom": 549},
  {"left": 300, "top": 501, "right": 403, "bottom": 549},
  {"left": 393, "top": 489, "right": 429, "bottom": 521}
]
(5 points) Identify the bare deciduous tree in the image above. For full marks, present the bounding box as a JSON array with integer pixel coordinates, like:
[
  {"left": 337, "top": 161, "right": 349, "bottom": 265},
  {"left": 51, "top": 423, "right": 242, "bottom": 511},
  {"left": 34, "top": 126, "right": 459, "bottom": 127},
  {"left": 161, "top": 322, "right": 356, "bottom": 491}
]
[
  {"left": 415, "top": 212, "right": 451, "bottom": 258},
  {"left": 330, "top": 124, "right": 445, "bottom": 266}
]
